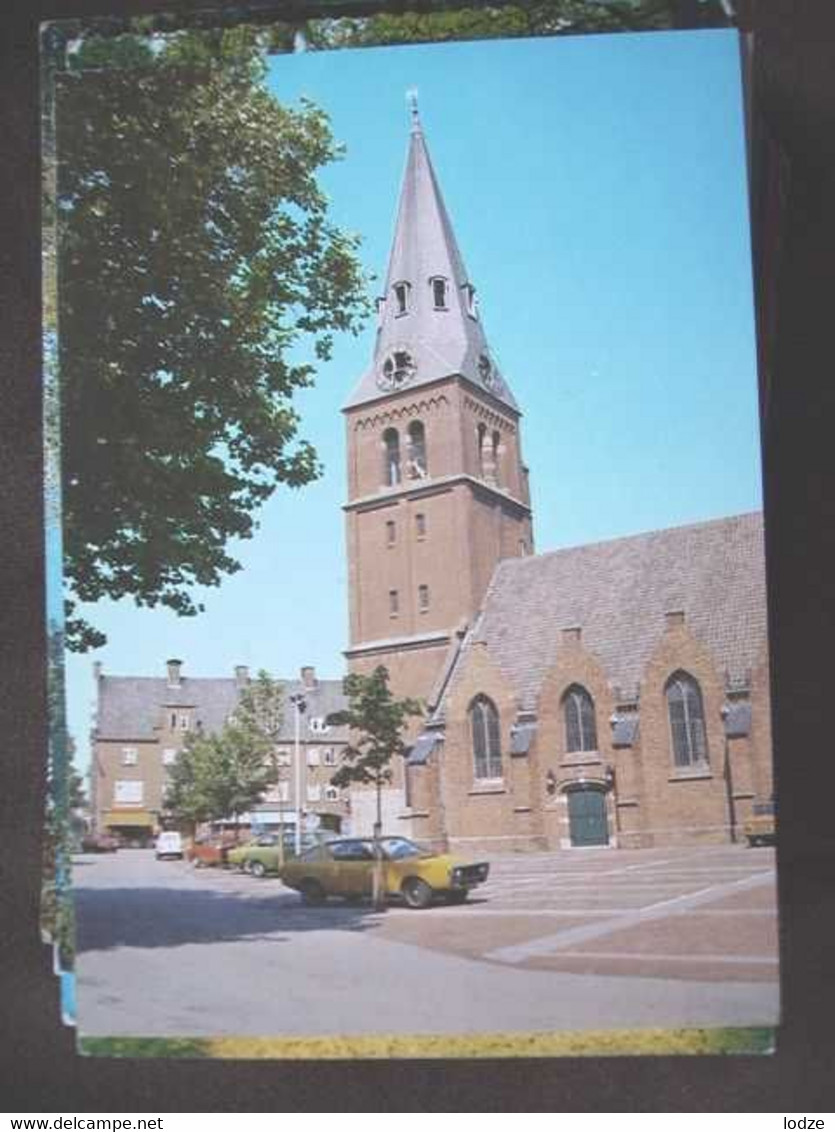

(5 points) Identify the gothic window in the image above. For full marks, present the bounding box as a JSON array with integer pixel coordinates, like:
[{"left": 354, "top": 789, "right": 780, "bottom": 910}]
[
  {"left": 563, "top": 685, "right": 598, "bottom": 753},
  {"left": 470, "top": 695, "right": 502, "bottom": 780},
  {"left": 389, "top": 589, "right": 399, "bottom": 617},
  {"left": 383, "top": 428, "right": 401, "bottom": 486},
  {"left": 415, "top": 512, "right": 427, "bottom": 539},
  {"left": 477, "top": 423, "right": 487, "bottom": 477},
  {"left": 393, "top": 281, "right": 410, "bottom": 316},
  {"left": 406, "top": 420, "right": 427, "bottom": 477},
  {"left": 418, "top": 584, "right": 429, "bottom": 612},
  {"left": 491, "top": 430, "right": 501, "bottom": 485},
  {"left": 667, "top": 672, "right": 709, "bottom": 767},
  {"left": 386, "top": 519, "right": 396, "bottom": 546},
  {"left": 430, "top": 276, "right": 448, "bottom": 309}
]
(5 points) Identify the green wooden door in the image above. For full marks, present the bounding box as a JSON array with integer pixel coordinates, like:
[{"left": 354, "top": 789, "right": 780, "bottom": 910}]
[{"left": 567, "top": 787, "right": 609, "bottom": 847}]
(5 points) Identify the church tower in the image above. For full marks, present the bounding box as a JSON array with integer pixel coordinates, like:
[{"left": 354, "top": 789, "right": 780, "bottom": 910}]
[{"left": 343, "top": 100, "right": 534, "bottom": 711}]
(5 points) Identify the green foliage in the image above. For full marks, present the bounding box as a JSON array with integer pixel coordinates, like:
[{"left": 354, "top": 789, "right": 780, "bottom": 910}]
[
  {"left": 327, "top": 666, "right": 422, "bottom": 796},
  {"left": 234, "top": 669, "right": 285, "bottom": 744},
  {"left": 164, "top": 670, "right": 284, "bottom": 831},
  {"left": 304, "top": 0, "right": 731, "bottom": 48},
  {"left": 55, "top": 38, "right": 371, "bottom": 650}
]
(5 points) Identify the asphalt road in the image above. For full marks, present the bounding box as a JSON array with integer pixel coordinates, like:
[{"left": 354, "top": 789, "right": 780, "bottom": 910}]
[{"left": 73, "top": 844, "right": 779, "bottom": 1038}]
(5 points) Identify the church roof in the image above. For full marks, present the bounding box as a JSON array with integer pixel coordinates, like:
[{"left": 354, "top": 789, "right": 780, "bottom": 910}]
[
  {"left": 345, "top": 104, "right": 518, "bottom": 413},
  {"left": 444, "top": 512, "right": 768, "bottom": 713}
]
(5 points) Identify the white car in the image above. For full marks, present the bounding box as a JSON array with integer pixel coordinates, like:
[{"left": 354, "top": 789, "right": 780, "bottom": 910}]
[{"left": 155, "top": 831, "right": 184, "bottom": 860}]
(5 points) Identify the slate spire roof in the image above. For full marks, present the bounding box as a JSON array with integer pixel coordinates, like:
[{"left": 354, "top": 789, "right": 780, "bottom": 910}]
[{"left": 345, "top": 101, "right": 518, "bottom": 411}]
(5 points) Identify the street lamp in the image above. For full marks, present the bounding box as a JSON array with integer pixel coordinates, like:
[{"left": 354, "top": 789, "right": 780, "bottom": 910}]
[
  {"left": 289, "top": 692, "right": 307, "bottom": 855},
  {"left": 720, "top": 703, "right": 737, "bottom": 844}
]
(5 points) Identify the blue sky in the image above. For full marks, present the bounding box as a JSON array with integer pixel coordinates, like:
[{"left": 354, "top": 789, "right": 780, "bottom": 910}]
[{"left": 63, "top": 29, "right": 761, "bottom": 773}]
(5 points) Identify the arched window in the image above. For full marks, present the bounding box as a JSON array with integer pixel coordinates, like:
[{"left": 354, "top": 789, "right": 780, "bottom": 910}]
[
  {"left": 406, "top": 420, "right": 427, "bottom": 477},
  {"left": 666, "top": 672, "right": 708, "bottom": 767},
  {"left": 383, "top": 428, "right": 401, "bottom": 486},
  {"left": 491, "top": 430, "right": 501, "bottom": 485},
  {"left": 430, "top": 276, "right": 448, "bottom": 309},
  {"left": 477, "top": 423, "right": 488, "bottom": 478},
  {"left": 563, "top": 685, "right": 598, "bottom": 753},
  {"left": 470, "top": 695, "right": 502, "bottom": 779}
]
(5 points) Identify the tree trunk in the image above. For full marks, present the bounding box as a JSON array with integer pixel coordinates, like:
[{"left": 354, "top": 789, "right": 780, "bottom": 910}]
[{"left": 372, "top": 777, "right": 384, "bottom": 910}]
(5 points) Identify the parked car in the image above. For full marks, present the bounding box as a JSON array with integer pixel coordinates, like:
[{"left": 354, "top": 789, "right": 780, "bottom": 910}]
[
  {"left": 187, "top": 837, "right": 234, "bottom": 869},
  {"left": 228, "top": 832, "right": 335, "bottom": 877},
  {"left": 80, "top": 833, "right": 119, "bottom": 853},
  {"left": 155, "top": 831, "right": 184, "bottom": 860},
  {"left": 279, "top": 836, "right": 490, "bottom": 908},
  {"left": 743, "top": 800, "right": 776, "bottom": 847}
]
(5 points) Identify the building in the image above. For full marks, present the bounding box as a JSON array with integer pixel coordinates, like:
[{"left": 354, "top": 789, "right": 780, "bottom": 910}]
[
  {"left": 341, "top": 104, "right": 773, "bottom": 850},
  {"left": 90, "top": 660, "right": 350, "bottom": 843}
]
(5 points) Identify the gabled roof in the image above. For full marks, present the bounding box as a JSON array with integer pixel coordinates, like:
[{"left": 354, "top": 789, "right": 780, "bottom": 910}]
[
  {"left": 96, "top": 674, "right": 349, "bottom": 744},
  {"left": 345, "top": 108, "right": 518, "bottom": 413},
  {"left": 442, "top": 512, "right": 768, "bottom": 714}
]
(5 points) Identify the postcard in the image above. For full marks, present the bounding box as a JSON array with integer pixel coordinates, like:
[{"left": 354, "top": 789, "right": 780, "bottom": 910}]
[{"left": 42, "top": 5, "right": 777, "bottom": 1058}]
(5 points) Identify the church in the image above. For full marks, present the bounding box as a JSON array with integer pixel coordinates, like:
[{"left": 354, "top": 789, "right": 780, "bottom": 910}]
[
  {"left": 341, "top": 103, "right": 773, "bottom": 852},
  {"left": 91, "top": 104, "right": 773, "bottom": 855}
]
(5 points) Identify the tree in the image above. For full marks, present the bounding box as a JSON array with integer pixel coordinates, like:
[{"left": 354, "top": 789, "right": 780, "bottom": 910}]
[
  {"left": 326, "top": 666, "right": 422, "bottom": 907},
  {"left": 163, "top": 669, "right": 284, "bottom": 838},
  {"left": 302, "top": 0, "right": 733, "bottom": 49},
  {"left": 54, "top": 35, "right": 371, "bottom": 650}
]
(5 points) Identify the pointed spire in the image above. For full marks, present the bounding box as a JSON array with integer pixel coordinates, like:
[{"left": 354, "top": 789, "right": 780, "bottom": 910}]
[
  {"left": 407, "top": 87, "right": 421, "bottom": 134},
  {"left": 345, "top": 100, "right": 518, "bottom": 411}
]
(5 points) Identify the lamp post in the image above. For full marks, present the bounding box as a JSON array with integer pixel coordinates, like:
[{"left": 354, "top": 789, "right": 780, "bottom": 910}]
[
  {"left": 720, "top": 703, "right": 737, "bottom": 844},
  {"left": 289, "top": 692, "right": 307, "bottom": 855}
]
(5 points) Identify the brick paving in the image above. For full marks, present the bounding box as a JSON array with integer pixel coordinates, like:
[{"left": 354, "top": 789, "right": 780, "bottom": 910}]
[{"left": 376, "top": 843, "right": 778, "bottom": 983}]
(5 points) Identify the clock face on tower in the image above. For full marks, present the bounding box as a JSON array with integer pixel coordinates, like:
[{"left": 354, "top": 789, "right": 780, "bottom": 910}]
[{"left": 378, "top": 349, "right": 416, "bottom": 390}]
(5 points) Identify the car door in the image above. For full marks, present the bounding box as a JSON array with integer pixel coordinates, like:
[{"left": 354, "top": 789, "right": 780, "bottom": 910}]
[{"left": 329, "top": 839, "right": 375, "bottom": 897}]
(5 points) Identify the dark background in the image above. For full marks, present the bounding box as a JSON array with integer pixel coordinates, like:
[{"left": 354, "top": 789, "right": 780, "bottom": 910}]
[{"left": 2, "top": 0, "right": 834, "bottom": 1112}]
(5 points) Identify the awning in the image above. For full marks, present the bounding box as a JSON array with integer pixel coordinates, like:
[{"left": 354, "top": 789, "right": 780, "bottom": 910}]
[
  {"left": 724, "top": 702, "right": 751, "bottom": 738},
  {"left": 611, "top": 716, "right": 639, "bottom": 748},
  {"left": 103, "top": 809, "right": 154, "bottom": 828},
  {"left": 509, "top": 722, "right": 536, "bottom": 755},
  {"left": 407, "top": 733, "right": 441, "bottom": 765}
]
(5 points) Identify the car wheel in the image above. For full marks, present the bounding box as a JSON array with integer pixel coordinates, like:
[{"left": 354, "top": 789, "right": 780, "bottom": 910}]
[
  {"left": 249, "top": 860, "right": 266, "bottom": 879},
  {"left": 444, "top": 889, "right": 469, "bottom": 905},
  {"left": 241, "top": 859, "right": 252, "bottom": 874},
  {"left": 402, "top": 877, "right": 433, "bottom": 909},
  {"left": 300, "top": 879, "right": 326, "bottom": 906}
]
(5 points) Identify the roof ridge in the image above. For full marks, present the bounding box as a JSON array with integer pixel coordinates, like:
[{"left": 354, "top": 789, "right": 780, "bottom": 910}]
[{"left": 495, "top": 510, "right": 763, "bottom": 574}]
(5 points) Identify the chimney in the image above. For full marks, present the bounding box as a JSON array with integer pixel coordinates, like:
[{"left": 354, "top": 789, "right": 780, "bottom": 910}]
[
  {"left": 234, "top": 665, "right": 249, "bottom": 687},
  {"left": 166, "top": 658, "right": 183, "bottom": 688},
  {"left": 664, "top": 610, "right": 685, "bottom": 629},
  {"left": 300, "top": 665, "right": 316, "bottom": 689}
]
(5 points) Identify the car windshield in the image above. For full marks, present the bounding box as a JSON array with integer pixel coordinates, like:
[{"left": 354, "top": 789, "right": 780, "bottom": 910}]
[{"left": 381, "top": 837, "right": 425, "bottom": 860}]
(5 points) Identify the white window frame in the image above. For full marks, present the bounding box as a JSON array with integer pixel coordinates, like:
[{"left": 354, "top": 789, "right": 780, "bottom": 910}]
[
  {"left": 121, "top": 747, "right": 138, "bottom": 766},
  {"left": 114, "top": 780, "right": 144, "bottom": 806},
  {"left": 162, "top": 747, "right": 177, "bottom": 767},
  {"left": 307, "top": 782, "right": 322, "bottom": 803}
]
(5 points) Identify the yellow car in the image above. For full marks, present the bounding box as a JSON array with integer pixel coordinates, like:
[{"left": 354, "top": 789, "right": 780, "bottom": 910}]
[
  {"left": 279, "top": 836, "right": 489, "bottom": 909},
  {"left": 743, "top": 800, "right": 776, "bottom": 847}
]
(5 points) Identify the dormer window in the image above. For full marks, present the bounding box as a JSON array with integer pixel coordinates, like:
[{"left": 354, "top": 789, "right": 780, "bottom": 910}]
[
  {"left": 430, "top": 276, "right": 448, "bottom": 309},
  {"left": 463, "top": 283, "right": 478, "bottom": 318},
  {"left": 393, "top": 281, "right": 410, "bottom": 316}
]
